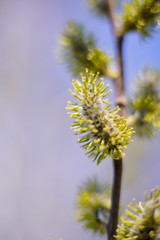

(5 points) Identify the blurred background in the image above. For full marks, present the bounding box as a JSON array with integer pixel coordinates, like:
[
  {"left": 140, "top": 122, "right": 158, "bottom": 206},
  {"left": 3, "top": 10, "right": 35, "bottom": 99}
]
[{"left": 0, "top": 0, "right": 160, "bottom": 240}]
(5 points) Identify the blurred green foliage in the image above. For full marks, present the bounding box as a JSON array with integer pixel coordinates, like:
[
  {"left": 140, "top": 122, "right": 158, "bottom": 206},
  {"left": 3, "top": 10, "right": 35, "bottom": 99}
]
[
  {"left": 87, "top": 0, "right": 110, "bottom": 16},
  {"left": 121, "top": 0, "right": 160, "bottom": 36},
  {"left": 60, "top": 21, "right": 115, "bottom": 77},
  {"left": 76, "top": 177, "right": 111, "bottom": 235},
  {"left": 87, "top": 0, "right": 120, "bottom": 17},
  {"left": 128, "top": 68, "right": 160, "bottom": 138}
]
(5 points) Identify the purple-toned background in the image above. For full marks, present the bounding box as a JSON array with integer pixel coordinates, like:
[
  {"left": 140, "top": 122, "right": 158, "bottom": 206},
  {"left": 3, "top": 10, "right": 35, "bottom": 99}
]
[{"left": 0, "top": 1, "right": 160, "bottom": 240}]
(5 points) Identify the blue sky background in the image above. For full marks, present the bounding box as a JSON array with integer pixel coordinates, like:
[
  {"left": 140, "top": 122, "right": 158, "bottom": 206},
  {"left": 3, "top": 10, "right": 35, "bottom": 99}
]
[{"left": 0, "top": 1, "right": 160, "bottom": 240}]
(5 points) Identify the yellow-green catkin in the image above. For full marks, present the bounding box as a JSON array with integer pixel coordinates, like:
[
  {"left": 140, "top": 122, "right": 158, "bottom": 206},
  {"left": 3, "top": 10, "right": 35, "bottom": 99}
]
[
  {"left": 67, "top": 69, "right": 134, "bottom": 164},
  {"left": 116, "top": 187, "right": 160, "bottom": 240}
]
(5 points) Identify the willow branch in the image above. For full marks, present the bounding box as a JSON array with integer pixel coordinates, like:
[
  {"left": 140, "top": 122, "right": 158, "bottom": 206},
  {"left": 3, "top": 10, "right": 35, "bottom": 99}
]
[
  {"left": 106, "top": 1, "right": 126, "bottom": 240},
  {"left": 107, "top": 159, "right": 123, "bottom": 240}
]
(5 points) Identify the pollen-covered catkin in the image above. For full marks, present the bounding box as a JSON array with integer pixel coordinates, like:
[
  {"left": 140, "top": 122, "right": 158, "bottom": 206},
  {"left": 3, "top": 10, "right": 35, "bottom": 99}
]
[{"left": 67, "top": 70, "right": 134, "bottom": 164}]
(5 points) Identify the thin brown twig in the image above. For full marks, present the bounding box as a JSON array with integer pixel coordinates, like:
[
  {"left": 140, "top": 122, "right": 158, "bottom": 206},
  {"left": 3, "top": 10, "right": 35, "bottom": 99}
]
[{"left": 106, "top": 1, "right": 126, "bottom": 239}]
